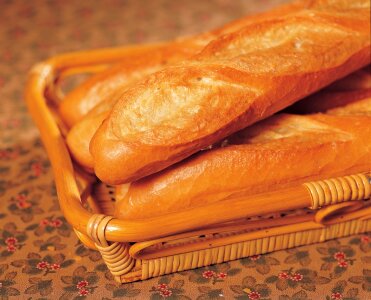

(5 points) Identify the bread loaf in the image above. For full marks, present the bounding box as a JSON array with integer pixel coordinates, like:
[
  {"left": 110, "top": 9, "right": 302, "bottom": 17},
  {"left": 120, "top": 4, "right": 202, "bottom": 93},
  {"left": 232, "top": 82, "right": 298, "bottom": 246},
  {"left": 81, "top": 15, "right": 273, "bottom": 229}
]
[
  {"left": 59, "top": 0, "right": 308, "bottom": 127},
  {"left": 66, "top": 69, "right": 370, "bottom": 171},
  {"left": 65, "top": 0, "right": 323, "bottom": 169},
  {"left": 58, "top": 40, "right": 204, "bottom": 127},
  {"left": 114, "top": 98, "right": 371, "bottom": 220},
  {"left": 91, "top": 0, "right": 371, "bottom": 184}
]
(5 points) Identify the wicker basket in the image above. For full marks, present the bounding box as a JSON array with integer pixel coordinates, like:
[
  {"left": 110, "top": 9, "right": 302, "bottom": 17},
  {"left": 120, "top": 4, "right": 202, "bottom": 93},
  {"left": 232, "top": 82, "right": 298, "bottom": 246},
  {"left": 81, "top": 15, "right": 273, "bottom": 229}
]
[{"left": 24, "top": 45, "right": 371, "bottom": 283}]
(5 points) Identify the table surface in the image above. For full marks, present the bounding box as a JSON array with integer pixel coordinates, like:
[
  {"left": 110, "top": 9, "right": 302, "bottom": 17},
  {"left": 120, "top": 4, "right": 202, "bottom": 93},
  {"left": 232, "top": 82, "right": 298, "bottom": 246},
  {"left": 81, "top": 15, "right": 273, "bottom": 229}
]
[{"left": 1, "top": 0, "right": 370, "bottom": 299}]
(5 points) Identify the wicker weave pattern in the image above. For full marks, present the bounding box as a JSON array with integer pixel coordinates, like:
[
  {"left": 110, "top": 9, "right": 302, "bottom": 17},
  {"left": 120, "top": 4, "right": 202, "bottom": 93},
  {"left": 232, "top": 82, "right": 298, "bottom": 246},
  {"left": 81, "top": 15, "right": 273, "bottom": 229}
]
[
  {"left": 87, "top": 214, "right": 135, "bottom": 282},
  {"left": 96, "top": 242, "right": 135, "bottom": 278},
  {"left": 304, "top": 173, "right": 370, "bottom": 209},
  {"left": 140, "top": 218, "right": 371, "bottom": 280}
]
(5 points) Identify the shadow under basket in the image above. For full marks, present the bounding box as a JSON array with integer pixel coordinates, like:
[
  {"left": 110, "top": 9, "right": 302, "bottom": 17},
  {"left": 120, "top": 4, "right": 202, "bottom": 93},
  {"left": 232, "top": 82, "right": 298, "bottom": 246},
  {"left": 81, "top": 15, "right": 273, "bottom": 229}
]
[{"left": 24, "top": 45, "right": 371, "bottom": 283}]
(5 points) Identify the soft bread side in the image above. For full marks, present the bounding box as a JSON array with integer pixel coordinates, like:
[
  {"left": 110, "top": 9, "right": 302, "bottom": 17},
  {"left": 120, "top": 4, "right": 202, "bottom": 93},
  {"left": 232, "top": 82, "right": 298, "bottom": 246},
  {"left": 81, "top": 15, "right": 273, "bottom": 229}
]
[
  {"left": 66, "top": 111, "right": 109, "bottom": 172},
  {"left": 326, "top": 65, "right": 371, "bottom": 91},
  {"left": 287, "top": 66, "right": 371, "bottom": 114},
  {"left": 288, "top": 88, "right": 371, "bottom": 114},
  {"left": 91, "top": 0, "right": 371, "bottom": 184},
  {"left": 114, "top": 106, "right": 371, "bottom": 220},
  {"left": 327, "top": 96, "right": 371, "bottom": 116}
]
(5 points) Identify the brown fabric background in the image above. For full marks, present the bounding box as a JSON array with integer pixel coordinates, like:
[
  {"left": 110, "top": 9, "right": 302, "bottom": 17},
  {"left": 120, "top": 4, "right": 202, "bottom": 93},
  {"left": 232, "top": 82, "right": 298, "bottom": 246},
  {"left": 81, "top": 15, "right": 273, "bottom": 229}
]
[{"left": 0, "top": 0, "right": 370, "bottom": 299}]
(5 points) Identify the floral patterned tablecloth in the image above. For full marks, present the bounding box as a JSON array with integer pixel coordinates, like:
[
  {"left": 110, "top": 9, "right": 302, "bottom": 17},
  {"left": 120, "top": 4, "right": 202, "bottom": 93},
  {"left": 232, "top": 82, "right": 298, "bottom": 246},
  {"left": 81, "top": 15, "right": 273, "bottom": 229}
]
[{"left": 0, "top": 0, "right": 370, "bottom": 299}]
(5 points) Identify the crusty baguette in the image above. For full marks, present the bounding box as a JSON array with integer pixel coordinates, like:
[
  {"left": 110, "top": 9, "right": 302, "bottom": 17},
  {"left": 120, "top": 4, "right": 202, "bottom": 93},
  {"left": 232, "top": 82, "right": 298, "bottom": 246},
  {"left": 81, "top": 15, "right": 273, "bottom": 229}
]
[
  {"left": 59, "top": 0, "right": 309, "bottom": 127},
  {"left": 64, "top": 39, "right": 205, "bottom": 168},
  {"left": 66, "top": 69, "right": 371, "bottom": 171},
  {"left": 58, "top": 40, "right": 203, "bottom": 127},
  {"left": 91, "top": 0, "right": 371, "bottom": 184},
  {"left": 114, "top": 106, "right": 371, "bottom": 220},
  {"left": 64, "top": 0, "right": 326, "bottom": 169}
]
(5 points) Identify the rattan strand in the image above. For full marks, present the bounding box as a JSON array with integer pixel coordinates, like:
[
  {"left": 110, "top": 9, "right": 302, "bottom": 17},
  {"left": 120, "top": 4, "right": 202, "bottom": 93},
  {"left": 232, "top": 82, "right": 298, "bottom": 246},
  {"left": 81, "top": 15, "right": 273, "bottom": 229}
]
[
  {"left": 305, "top": 173, "right": 370, "bottom": 209},
  {"left": 87, "top": 214, "right": 135, "bottom": 282},
  {"left": 140, "top": 218, "right": 371, "bottom": 280}
]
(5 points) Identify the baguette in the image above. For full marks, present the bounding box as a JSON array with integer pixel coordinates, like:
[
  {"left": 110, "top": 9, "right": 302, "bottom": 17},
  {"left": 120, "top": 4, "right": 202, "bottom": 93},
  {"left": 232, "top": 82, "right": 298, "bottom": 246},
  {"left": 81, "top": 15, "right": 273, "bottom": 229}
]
[
  {"left": 66, "top": 69, "right": 370, "bottom": 171},
  {"left": 64, "top": 0, "right": 326, "bottom": 170},
  {"left": 91, "top": 0, "right": 371, "bottom": 184},
  {"left": 59, "top": 0, "right": 308, "bottom": 127},
  {"left": 58, "top": 40, "right": 203, "bottom": 127},
  {"left": 114, "top": 101, "right": 371, "bottom": 220}
]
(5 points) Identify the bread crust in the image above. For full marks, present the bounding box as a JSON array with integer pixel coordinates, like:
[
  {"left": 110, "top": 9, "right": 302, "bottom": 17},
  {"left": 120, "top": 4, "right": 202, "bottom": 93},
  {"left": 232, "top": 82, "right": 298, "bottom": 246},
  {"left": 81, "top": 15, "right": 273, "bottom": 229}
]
[
  {"left": 114, "top": 112, "right": 371, "bottom": 220},
  {"left": 58, "top": 0, "right": 318, "bottom": 127},
  {"left": 66, "top": 111, "right": 108, "bottom": 171},
  {"left": 326, "top": 66, "right": 371, "bottom": 91},
  {"left": 58, "top": 40, "right": 205, "bottom": 127},
  {"left": 287, "top": 66, "right": 371, "bottom": 114},
  {"left": 67, "top": 66, "right": 370, "bottom": 171},
  {"left": 327, "top": 95, "right": 371, "bottom": 116},
  {"left": 91, "top": 0, "right": 371, "bottom": 184},
  {"left": 64, "top": 0, "right": 322, "bottom": 169},
  {"left": 288, "top": 88, "right": 371, "bottom": 114}
]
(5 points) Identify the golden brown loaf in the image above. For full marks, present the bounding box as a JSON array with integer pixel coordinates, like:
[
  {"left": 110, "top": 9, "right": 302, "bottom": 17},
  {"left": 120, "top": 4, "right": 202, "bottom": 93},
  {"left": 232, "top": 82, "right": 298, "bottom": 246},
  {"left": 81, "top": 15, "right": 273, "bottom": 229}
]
[
  {"left": 91, "top": 0, "right": 371, "bottom": 184},
  {"left": 58, "top": 40, "right": 205, "bottom": 127},
  {"left": 63, "top": 39, "right": 207, "bottom": 168},
  {"left": 59, "top": 0, "right": 310, "bottom": 128},
  {"left": 114, "top": 97, "right": 371, "bottom": 220},
  {"left": 66, "top": 111, "right": 108, "bottom": 171},
  {"left": 66, "top": 69, "right": 370, "bottom": 171},
  {"left": 64, "top": 0, "right": 331, "bottom": 170},
  {"left": 63, "top": 44, "right": 202, "bottom": 169}
]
